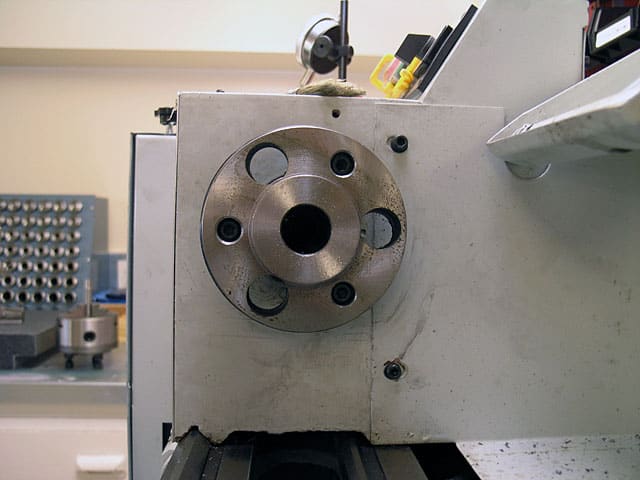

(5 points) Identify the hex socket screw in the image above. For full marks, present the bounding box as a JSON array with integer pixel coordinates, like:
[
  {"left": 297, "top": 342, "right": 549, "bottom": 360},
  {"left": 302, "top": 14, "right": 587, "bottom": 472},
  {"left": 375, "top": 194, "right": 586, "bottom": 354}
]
[
  {"left": 383, "top": 359, "right": 406, "bottom": 381},
  {"left": 388, "top": 135, "right": 409, "bottom": 153}
]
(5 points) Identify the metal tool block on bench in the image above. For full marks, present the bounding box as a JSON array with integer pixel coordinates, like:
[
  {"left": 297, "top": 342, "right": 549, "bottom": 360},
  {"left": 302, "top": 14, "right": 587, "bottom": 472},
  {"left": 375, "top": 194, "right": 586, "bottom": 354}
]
[{"left": 0, "top": 309, "right": 58, "bottom": 369}]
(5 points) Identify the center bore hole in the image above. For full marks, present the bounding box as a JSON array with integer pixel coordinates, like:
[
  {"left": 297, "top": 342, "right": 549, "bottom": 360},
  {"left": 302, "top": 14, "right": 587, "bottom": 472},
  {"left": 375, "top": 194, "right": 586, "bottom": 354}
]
[{"left": 280, "top": 204, "right": 331, "bottom": 255}]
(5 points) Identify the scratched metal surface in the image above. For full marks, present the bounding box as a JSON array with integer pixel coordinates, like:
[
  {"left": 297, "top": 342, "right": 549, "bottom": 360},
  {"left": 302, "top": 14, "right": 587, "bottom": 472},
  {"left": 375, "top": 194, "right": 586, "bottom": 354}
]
[
  {"left": 174, "top": 93, "right": 640, "bottom": 449},
  {"left": 174, "top": 93, "right": 381, "bottom": 442},
  {"left": 371, "top": 103, "right": 640, "bottom": 443},
  {"left": 458, "top": 434, "right": 640, "bottom": 479}
]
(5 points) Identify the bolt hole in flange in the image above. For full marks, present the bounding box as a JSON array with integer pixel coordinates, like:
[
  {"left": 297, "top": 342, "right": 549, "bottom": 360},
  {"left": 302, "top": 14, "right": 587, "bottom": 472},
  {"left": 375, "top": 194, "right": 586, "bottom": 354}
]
[
  {"left": 247, "top": 276, "right": 288, "bottom": 316},
  {"left": 83, "top": 331, "right": 96, "bottom": 342},
  {"left": 330, "top": 151, "right": 355, "bottom": 177},
  {"left": 217, "top": 218, "right": 242, "bottom": 244},
  {"left": 331, "top": 282, "right": 356, "bottom": 306},
  {"left": 280, "top": 204, "right": 331, "bottom": 255},
  {"left": 361, "top": 208, "right": 402, "bottom": 249},
  {"left": 246, "top": 144, "right": 288, "bottom": 185}
]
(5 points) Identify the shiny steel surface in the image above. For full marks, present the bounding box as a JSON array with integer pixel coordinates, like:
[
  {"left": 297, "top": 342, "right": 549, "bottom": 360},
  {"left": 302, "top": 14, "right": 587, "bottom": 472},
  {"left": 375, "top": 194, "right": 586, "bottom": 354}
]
[
  {"left": 296, "top": 17, "right": 340, "bottom": 75},
  {"left": 250, "top": 175, "right": 360, "bottom": 286},
  {"left": 201, "top": 126, "right": 406, "bottom": 332},
  {"left": 58, "top": 305, "right": 118, "bottom": 355}
]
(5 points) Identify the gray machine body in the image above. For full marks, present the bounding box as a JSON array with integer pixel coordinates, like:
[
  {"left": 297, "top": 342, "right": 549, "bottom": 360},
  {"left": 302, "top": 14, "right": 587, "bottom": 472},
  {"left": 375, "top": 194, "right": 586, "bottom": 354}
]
[
  {"left": 173, "top": 95, "right": 639, "bottom": 443},
  {"left": 129, "top": 1, "right": 640, "bottom": 478},
  {"left": 129, "top": 133, "right": 176, "bottom": 480}
]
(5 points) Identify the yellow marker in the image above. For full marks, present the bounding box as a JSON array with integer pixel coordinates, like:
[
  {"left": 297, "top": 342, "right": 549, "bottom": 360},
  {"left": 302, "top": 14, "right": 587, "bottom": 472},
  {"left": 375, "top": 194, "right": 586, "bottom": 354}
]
[
  {"left": 390, "top": 55, "right": 422, "bottom": 99},
  {"left": 370, "top": 53, "right": 422, "bottom": 99},
  {"left": 370, "top": 54, "right": 399, "bottom": 97}
]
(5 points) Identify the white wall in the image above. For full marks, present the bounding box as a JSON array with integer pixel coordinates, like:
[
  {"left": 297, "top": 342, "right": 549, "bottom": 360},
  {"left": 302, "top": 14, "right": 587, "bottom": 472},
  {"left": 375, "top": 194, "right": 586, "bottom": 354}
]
[
  {"left": 0, "top": 1, "right": 476, "bottom": 252},
  {"left": 0, "top": 0, "right": 476, "bottom": 56}
]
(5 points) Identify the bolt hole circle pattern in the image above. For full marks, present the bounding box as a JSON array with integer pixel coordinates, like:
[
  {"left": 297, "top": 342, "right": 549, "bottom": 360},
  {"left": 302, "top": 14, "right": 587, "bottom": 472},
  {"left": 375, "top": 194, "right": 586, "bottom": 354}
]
[{"left": 201, "top": 127, "right": 407, "bottom": 332}]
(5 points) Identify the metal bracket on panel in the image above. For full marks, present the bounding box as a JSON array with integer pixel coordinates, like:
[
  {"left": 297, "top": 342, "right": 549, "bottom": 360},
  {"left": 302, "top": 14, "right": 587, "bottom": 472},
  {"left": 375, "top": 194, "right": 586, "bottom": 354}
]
[{"left": 488, "top": 49, "right": 640, "bottom": 178}]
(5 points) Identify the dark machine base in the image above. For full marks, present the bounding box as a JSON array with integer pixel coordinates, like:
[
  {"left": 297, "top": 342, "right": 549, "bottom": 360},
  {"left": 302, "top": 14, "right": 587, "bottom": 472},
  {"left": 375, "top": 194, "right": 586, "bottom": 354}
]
[
  {"left": 161, "top": 430, "right": 427, "bottom": 480},
  {"left": 161, "top": 429, "right": 481, "bottom": 480},
  {"left": 0, "top": 311, "right": 58, "bottom": 369}
]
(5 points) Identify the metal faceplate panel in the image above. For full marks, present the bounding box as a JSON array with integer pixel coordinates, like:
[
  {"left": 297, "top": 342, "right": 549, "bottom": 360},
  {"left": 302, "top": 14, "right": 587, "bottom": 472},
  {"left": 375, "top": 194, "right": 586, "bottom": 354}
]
[
  {"left": 371, "top": 103, "right": 640, "bottom": 443},
  {"left": 176, "top": 93, "right": 640, "bottom": 444},
  {"left": 175, "top": 93, "right": 379, "bottom": 442}
]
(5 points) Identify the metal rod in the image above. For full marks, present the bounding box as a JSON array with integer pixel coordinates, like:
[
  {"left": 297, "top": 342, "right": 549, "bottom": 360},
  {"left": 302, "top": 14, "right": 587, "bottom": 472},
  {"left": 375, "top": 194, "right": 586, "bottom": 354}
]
[
  {"left": 85, "top": 279, "right": 93, "bottom": 316},
  {"left": 299, "top": 68, "right": 316, "bottom": 87},
  {"left": 339, "top": 0, "right": 348, "bottom": 80}
]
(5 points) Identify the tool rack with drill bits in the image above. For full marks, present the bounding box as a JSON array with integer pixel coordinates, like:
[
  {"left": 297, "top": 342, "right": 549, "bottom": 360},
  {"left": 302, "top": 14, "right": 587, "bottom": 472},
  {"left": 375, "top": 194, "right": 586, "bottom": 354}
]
[{"left": 0, "top": 195, "right": 96, "bottom": 310}]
